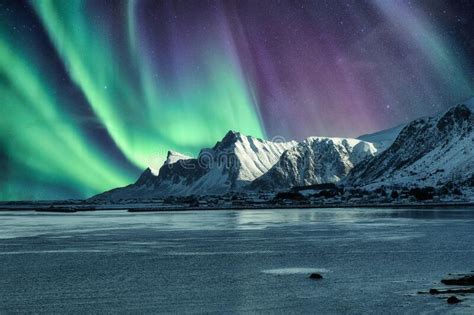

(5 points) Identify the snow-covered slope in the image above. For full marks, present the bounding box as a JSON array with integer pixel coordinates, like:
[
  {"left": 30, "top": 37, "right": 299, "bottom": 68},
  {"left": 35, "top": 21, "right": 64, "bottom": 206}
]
[
  {"left": 249, "top": 137, "right": 377, "bottom": 191},
  {"left": 345, "top": 101, "right": 474, "bottom": 189},
  {"left": 465, "top": 97, "right": 474, "bottom": 109},
  {"left": 357, "top": 124, "right": 405, "bottom": 152},
  {"left": 94, "top": 131, "right": 296, "bottom": 199},
  {"left": 165, "top": 151, "right": 191, "bottom": 165}
]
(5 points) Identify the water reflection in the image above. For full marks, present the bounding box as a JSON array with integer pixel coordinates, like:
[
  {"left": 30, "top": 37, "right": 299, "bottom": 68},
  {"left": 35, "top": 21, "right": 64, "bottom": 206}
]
[
  {"left": 351, "top": 208, "right": 474, "bottom": 221},
  {"left": 0, "top": 208, "right": 473, "bottom": 240}
]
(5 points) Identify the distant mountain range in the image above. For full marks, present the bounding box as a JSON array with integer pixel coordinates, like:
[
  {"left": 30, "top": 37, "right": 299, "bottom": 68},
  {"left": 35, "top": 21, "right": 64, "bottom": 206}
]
[
  {"left": 95, "top": 131, "right": 296, "bottom": 199},
  {"left": 248, "top": 137, "right": 377, "bottom": 192},
  {"left": 94, "top": 98, "right": 474, "bottom": 200}
]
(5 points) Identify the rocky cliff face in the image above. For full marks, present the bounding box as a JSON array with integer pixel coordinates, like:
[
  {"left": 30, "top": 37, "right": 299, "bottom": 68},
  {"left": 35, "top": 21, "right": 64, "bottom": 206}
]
[
  {"left": 344, "top": 102, "right": 474, "bottom": 189},
  {"left": 93, "top": 131, "right": 296, "bottom": 199},
  {"left": 249, "top": 137, "right": 377, "bottom": 191}
]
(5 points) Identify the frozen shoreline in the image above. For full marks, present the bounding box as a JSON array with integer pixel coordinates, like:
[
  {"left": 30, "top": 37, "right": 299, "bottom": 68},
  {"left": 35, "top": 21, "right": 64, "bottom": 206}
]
[{"left": 1, "top": 201, "right": 474, "bottom": 213}]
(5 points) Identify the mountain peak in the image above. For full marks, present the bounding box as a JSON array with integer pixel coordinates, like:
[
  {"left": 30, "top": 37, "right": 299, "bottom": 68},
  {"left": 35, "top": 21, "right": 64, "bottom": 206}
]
[
  {"left": 250, "top": 136, "right": 376, "bottom": 191},
  {"left": 225, "top": 130, "right": 241, "bottom": 137},
  {"left": 436, "top": 103, "right": 473, "bottom": 132},
  {"left": 165, "top": 150, "right": 191, "bottom": 165},
  {"left": 213, "top": 130, "right": 244, "bottom": 151},
  {"left": 222, "top": 130, "right": 243, "bottom": 141},
  {"left": 345, "top": 101, "right": 474, "bottom": 188}
]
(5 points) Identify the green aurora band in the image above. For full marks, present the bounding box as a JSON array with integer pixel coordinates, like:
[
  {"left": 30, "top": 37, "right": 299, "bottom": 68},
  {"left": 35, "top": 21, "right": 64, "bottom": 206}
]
[
  {"left": 0, "top": 36, "right": 131, "bottom": 199},
  {"left": 32, "top": 0, "right": 264, "bottom": 165},
  {"left": 0, "top": 0, "right": 264, "bottom": 200}
]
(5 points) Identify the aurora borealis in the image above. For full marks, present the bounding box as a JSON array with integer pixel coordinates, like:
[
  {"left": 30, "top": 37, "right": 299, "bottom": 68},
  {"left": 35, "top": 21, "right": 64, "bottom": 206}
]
[{"left": 0, "top": 0, "right": 473, "bottom": 200}]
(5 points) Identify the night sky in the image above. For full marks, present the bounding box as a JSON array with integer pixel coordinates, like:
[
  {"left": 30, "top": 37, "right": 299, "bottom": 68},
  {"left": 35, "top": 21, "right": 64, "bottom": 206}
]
[{"left": 1, "top": 0, "right": 473, "bottom": 200}]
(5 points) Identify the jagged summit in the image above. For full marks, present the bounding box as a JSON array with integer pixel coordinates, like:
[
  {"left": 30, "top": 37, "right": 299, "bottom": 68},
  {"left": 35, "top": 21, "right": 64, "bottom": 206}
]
[
  {"left": 165, "top": 150, "right": 191, "bottom": 165},
  {"left": 94, "top": 131, "right": 296, "bottom": 199},
  {"left": 210, "top": 130, "right": 242, "bottom": 151},
  {"left": 210, "top": 130, "right": 266, "bottom": 152},
  {"left": 223, "top": 129, "right": 241, "bottom": 139},
  {"left": 250, "top": 137, "right": 377, "bottom": 191},
  {"left": 345, "top": 102, "right": 474, "bottom": 188}
]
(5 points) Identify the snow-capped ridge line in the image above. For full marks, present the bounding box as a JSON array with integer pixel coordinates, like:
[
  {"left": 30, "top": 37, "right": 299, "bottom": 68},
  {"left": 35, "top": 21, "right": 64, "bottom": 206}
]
[
  {"left": 165, "top": 150, "right": 192, "bottom": 165},
  {"left": 344, "top": 102, "right": 474, "bottom": 189},
  {"left": 94, "top": 130, "right": 297, "bottom": 199},
  {"left": 93, "top": 101, "right": 474, "bottom": 201},
  {"left": 249, "top": 136, "right": 377, "bottom": 191}
]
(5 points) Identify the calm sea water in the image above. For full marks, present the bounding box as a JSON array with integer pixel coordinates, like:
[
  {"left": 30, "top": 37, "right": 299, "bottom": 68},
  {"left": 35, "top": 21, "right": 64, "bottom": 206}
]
[{"left": 0, "top": 208, "right": 473, "bottom": 313}]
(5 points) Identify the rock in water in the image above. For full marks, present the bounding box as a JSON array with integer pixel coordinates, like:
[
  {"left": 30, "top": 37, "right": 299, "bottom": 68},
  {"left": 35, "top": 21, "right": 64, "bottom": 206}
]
[
  {"left": 429, "top": 288, "right": 439, "bottom": 295},
  {"left": 447, "top": 296, "right": 461, "bottom": 304},
  {"left": 309, "top": 273, "right": 323, "bottom": 280},
  {"left": 441, "top": 275, "right": 474, "bottom": 286}
]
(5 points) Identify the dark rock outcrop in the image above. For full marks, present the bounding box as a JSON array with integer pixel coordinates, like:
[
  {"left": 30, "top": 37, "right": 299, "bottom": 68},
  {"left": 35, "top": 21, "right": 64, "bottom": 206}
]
[
  {"left": 309, "top": 273, "right": 323, "bottom": 280},
  {"left": 426, "top": 287, "right": 474, "bottom": 295},
  {"left": 447, "top": 296, "right": 461, "bottom": 304},
  {"left": 441, "top": 275, "right": 474, "bottom": 286},
  {"left": 274, "top": 192, "right": 306, "bottom": 201}
]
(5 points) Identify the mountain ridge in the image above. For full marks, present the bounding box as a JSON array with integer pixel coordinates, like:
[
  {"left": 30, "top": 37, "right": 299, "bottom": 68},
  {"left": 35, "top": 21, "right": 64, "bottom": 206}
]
[
  {"left": 93, "top": 131, "right": 296, "bottom": 199},
  {"left": 344, "top": 102, "right": 474, "bottom": 189},
  {"left": 93, "top": 99, "right": 474, "bottom": 201},
  {"left": 249, "top": 137, "right": 377, "bottom": 192}
]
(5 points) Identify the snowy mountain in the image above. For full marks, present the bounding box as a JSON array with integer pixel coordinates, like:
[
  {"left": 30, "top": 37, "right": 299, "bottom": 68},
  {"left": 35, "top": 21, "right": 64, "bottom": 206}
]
[
  {"left": 164, "top": 151, "right": 192, "bottom": 166},
  {"left": 93, "top": 99, "right": 474, "bottom": 200},
  {"left": 249, "top": 137, "right": 377, "bottom": 191},
  {"left": 357, "top": 124, "right": 405, "bottom": 152},
  {"left": 345, "top": 100, "right": 474, "bottom": 189},
  {"left": 94, "top": 131, "right": 296, "bottom": 199}
]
